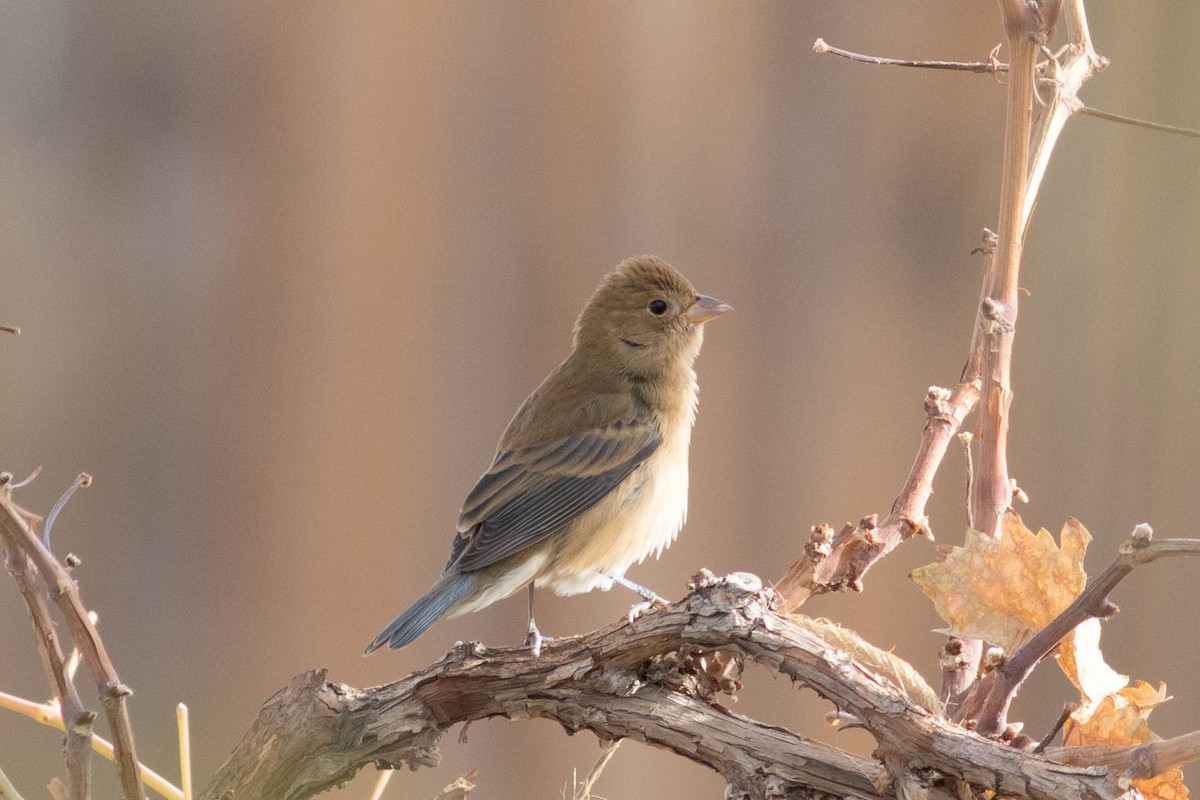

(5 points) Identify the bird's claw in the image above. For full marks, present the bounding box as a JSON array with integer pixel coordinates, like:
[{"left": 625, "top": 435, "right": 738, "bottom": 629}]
[
  {"left": 525, "top": 623, "right": 554, "bottom": 657},
  {"left": 627, "top": 595, "right": 669, "bottom": 624}
]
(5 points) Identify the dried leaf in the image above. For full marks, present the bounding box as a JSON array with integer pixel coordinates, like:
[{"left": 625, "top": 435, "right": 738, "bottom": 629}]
[
  {"left": 1065, "top": 682, "right": 1185, "bottom": 800},
  {"left": 911, "top": 514, "right": 1090, "bottom": 652},
  {"left": 1057, "top": 617, "right": 1127, "bottom": 713},
  {"left": 1134, "top": 771, "right": 1189, "bottom": 800},
  {"left": 1065, "top": 681, "right": 1169, "bottom": 746}
]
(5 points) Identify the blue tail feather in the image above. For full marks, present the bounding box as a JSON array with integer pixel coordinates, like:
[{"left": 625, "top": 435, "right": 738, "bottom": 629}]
[{"left": 364, "top": 572, "right": 475, "bottom": 654}]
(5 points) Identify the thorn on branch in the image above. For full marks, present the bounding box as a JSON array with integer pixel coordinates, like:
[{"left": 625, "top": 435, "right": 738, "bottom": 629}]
[{"left": 0, "top": 324, "right": 20, "bottom": 336}]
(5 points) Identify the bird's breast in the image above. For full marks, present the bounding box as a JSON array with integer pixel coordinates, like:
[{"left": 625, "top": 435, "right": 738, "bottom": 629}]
[{"left": 541, "top": 377, "right": 698, "bottom": 595}]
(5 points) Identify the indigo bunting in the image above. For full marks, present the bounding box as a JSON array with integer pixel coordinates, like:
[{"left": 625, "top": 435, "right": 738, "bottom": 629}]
[{"left": 365, "top": 255, "right": 730, "bottom": 655}]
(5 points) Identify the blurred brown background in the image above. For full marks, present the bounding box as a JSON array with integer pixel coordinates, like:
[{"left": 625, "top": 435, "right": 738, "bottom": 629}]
[{"left": 2, "top": 3, "right": 1198, "bottom": 798}]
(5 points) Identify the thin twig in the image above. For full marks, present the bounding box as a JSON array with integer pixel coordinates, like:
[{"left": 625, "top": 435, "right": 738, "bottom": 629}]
[
  {"left": 0, "top": 765, "right": 28, "bottom": 800},
  {"left": 368, "top": 770, "right": 394, "bottom": 800},
  {"left": 177, "top": 704, "right": 193, "bottom": 800},
  {"left": 43, "top": 473, "right": 92, "bottom": 551},
  {"left": 0, "top": 690, "right": 183, "bottom": 800},
  {"left": 977, "top": 527, "right": 1200, "bottom": 735},
  {"left": 2, "top": 523, "right": 94, "bottom": 800},
  {"left": 0, "top": 490, "right": 146, "bottom": 800},
  {"left": 9, "top": 467, "right": 41, "bottom": 490},
  {"left": 1077, "top": 105, "right": 1200, "bottom": 139},
  {"left": 812, "top": 38, "right": 1009, "bottom": 73},
  {"left": 1034, "top": 704, "right": 1078, "bottom": 754}
]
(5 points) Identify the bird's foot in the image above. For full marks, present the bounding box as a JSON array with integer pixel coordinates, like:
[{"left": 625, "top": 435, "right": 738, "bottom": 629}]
[
  {"left": 525, "top": 621, "right": 554, "bottom": 657},
  {"left": 626, "top": 595, "right": 670, "bottom": 624}
]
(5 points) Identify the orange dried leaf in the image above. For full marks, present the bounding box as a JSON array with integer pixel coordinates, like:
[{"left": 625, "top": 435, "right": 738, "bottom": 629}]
[
  {"left": 911, "top": 514, "right": 1091, "bottom": 652},
  {"left": 1058, "top": 617, "right": 1128, "bottom": 711},
  {"left": 1134, "top": 769, "right": 1189, "bottom": 800},
  {"left": 1064, "top": 681, "right": 1185, "bottom": 800},
  {"left": 1064, "top": 681, "right": 1165, "bottom": 746}
]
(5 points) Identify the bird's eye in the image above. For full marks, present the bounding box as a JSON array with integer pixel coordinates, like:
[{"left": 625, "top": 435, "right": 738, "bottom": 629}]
[{"left": 648, "top": 299, "right": 668, "bottom": 316}]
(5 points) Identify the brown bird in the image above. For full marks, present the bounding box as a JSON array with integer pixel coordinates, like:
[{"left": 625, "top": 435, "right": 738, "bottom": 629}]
[{"left": 365, "top": 255, "right": 730, "bottom": 655}]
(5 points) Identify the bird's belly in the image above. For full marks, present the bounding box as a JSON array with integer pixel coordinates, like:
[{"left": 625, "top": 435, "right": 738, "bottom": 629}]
[{"left": 540, "top": 440, "right": 689, "bottom": 595}]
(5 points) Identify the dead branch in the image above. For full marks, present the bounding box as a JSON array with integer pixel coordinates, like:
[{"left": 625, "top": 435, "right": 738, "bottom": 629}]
[
  {"left": 0, "top": 488, "right": 145, "bottom": 800},
  {"left": 197, "top": 573, "right": 1136, "bottom": 800},
  {"left": 1046, "top": 729, "right": 1200, "bottom": 782}
]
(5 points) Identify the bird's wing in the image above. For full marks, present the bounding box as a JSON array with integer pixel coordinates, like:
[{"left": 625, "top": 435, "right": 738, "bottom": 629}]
[{"left": 447, "top": 413, "right": 661, "bottom": 573}]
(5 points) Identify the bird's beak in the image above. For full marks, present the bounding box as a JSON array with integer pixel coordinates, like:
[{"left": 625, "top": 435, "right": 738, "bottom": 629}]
[{"left": 688, "top": 294, "right": 733, "bottom": 323}]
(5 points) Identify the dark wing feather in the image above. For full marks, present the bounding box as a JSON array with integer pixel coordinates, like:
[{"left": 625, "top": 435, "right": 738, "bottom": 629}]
[{"left": 447, "top": 418, "right": 661, "bottom": 573}]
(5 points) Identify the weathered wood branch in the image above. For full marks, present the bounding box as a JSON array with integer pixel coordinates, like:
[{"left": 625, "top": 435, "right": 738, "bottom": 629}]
[
  {"left": 198, "top": 573, "right": 1127, "bottom": 800},
  {"left": 1047, "top": 730, "right": 1200, "bottom": 782}
]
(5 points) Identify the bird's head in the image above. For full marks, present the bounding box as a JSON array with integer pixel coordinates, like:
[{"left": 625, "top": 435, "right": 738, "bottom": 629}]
[{"left": 573, "top": 255, "right": 731, "bottom": 380}]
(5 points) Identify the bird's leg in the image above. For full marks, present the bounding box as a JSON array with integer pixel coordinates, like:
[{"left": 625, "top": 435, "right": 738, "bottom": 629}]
[
  {"left": 609, "top": 574, "right": 669, "bottom": 623},
  {"left": 524, "top": 583, "right": 553, "bottom": 657},
  {"left": 609, "top": 573, "right": 667, "bottom": 604}
]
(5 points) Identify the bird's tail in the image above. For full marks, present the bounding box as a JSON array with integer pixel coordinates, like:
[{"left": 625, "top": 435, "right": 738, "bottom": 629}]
[{"left": 364, "top": 572, "right": 476, "bottom": 655}]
